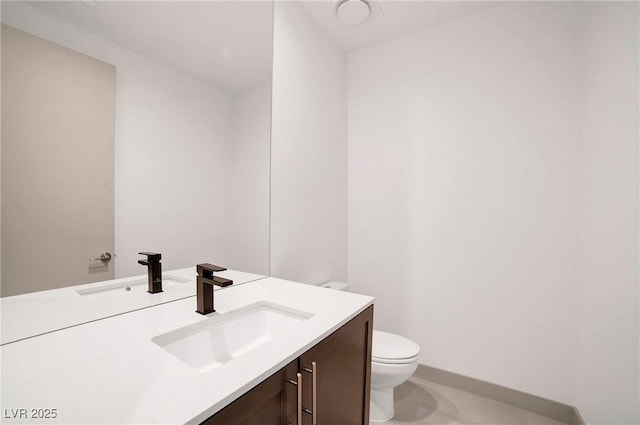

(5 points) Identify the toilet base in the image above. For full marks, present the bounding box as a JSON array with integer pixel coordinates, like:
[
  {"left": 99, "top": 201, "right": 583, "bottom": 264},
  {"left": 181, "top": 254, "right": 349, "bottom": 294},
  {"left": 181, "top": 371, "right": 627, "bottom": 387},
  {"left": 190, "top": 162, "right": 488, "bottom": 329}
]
[{"left": 369, "top": 387, "right": 394, "bottom": 422}]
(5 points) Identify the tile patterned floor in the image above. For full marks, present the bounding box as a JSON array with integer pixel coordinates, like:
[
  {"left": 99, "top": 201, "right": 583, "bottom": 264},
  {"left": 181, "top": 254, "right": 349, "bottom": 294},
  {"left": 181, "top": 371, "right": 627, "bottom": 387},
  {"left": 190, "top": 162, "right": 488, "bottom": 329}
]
[{"left": 371, "top": 376, "right": 567, "bottom": 425}]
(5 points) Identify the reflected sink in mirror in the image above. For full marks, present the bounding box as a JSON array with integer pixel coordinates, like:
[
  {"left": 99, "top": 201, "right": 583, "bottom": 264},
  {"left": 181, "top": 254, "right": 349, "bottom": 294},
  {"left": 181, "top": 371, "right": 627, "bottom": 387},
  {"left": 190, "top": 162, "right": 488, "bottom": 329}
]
[
  {"left": 152, "top": 301, "right": 313, "bottom": 373},
  {"left": 75, "top": 275, "right": 190, "bottom": 296}
]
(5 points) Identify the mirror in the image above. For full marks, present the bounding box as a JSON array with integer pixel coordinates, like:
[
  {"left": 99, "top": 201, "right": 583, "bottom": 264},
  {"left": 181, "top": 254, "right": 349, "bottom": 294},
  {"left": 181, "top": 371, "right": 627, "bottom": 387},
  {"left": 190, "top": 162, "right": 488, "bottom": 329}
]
[{"left": 1, "top": 1, "right": 273, "bottom": 297}]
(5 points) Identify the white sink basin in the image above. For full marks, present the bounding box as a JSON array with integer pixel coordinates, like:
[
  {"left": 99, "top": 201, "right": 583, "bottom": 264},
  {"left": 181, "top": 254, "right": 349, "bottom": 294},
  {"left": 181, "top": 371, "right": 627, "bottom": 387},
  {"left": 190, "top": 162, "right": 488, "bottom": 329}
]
[
  {"left": 151, "top": 301, "right": 313, "bottom": 373},
  {"left": 76, "top": 274, "right": 190, "bottom": 296}
]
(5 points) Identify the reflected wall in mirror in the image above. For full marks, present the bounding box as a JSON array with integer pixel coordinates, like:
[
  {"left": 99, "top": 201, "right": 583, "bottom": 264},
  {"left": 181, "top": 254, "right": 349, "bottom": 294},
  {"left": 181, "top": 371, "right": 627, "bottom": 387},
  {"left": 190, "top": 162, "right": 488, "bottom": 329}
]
[{"left": 1, "top": 1, "right": 273, "bottom": 297}]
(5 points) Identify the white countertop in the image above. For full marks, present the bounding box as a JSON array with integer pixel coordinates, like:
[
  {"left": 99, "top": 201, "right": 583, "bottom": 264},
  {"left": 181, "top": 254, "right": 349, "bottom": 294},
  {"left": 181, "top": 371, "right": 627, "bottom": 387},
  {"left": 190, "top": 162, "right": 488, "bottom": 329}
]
[
  {"left": 0, "top": 267, "right": 264, "bottom": 345},
  {"left": 0, "top": 277, "right": 374, "bottom": 424}
]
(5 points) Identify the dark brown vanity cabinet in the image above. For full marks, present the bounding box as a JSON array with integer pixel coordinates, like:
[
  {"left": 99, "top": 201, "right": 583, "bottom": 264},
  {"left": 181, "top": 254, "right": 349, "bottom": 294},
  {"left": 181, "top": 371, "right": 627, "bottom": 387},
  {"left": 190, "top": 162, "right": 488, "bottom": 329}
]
[{"left": 203, "top": 305, "right": 374, "bottom": 425}]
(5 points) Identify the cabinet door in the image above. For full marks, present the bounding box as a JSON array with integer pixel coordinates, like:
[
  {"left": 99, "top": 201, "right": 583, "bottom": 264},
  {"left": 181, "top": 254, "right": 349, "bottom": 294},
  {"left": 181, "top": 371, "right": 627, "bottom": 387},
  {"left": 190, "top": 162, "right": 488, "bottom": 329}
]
[
  {"left": 202, "top": 360, "right": 299, "bottom": 425},
  {"left": 299, "top": 306, "right": 374, "bottom": 425}
]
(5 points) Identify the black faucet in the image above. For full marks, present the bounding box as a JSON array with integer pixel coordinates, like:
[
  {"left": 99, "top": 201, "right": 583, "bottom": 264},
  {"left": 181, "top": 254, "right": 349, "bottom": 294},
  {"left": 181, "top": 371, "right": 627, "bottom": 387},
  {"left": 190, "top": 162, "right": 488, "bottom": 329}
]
[
  {"left": 138, "top": 252, "right": 163, "bottom": 294},
  {"left": 195, "top": 263, "right": 233, "bottom": 315}
]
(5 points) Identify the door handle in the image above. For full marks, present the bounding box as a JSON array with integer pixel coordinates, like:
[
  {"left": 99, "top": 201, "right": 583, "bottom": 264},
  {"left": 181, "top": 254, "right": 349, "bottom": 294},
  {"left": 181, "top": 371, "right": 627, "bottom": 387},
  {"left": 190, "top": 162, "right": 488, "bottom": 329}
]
[
  {"left": 89, "top": 252, "right": 114, "bottom": 263},
  {"left": 302, "top": 361, "right": 317, "bottom": 424},
  {"left": 286, "top": 373, "right": 303, "bottom": 425}
]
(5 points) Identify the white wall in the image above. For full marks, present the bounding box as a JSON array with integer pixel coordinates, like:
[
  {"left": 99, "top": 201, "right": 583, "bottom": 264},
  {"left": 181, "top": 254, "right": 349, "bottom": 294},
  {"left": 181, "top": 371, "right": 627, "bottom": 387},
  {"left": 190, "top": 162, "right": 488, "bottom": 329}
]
[
  {"left": 348, "top": 2, "right": 583, "bottom": 405},
  {"left": 1, "top": 2, "right": 269, "bottom": 278},
  {"left": 271, "top": 1, "right": 348, "bottom": 284},
  {"left": 575, "top": 3, "right": 639, "bottom": 423},
  {"left": 227, "top": 83, "right": 272, "bottom": 275},
  {"left": 113, "top": 55, "right": 233, "bottom": 277},
  {"left": 346, "top": 2, "right": 639, "bottom": 421}
]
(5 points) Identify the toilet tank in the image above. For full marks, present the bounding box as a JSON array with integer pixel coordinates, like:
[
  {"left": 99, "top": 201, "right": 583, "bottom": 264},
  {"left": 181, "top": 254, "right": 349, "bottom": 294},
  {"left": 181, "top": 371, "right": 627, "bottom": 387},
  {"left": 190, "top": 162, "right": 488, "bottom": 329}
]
[{"left": 320, "top": 281, "right": 349, "bottom": 291}]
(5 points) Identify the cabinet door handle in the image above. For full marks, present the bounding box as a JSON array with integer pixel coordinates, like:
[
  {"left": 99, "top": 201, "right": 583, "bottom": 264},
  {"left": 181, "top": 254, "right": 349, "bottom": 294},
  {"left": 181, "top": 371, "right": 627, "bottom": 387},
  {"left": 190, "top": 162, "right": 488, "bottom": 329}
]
[
  {"left": 286, "top": 372, "right": 303, "bottom": 425},
  {"left": 302, "top": 361, "right": 317, "bottom": 425}
]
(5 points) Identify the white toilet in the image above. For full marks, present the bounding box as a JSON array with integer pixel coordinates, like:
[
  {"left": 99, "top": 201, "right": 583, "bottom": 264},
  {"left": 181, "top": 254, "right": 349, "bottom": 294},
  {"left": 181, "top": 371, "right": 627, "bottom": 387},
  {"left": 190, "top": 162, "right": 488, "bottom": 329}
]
[
  {"left": 370, "top": 330, "right": 420, "bottom": 422},
  {"left": 321, "top": 282, "right": 421, "bottom": 423}
]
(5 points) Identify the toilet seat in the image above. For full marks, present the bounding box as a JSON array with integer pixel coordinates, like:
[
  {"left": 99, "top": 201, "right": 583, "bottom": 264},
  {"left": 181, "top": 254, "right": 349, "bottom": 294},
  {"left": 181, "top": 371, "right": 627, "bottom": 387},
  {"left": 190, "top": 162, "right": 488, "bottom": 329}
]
[
  {"left": 372, "top": 330, "right": 420, "bottom": 364},
  {"left": 372, "top": 354, "right": 419, "bottom": 365}
]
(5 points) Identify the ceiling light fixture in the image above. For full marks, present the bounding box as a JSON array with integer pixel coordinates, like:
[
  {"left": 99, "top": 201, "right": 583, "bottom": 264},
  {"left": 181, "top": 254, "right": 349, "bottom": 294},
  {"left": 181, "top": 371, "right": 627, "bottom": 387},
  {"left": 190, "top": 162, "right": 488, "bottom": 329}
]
[{"left": 336, "top": 0, "right": 371, "bottom": 25}]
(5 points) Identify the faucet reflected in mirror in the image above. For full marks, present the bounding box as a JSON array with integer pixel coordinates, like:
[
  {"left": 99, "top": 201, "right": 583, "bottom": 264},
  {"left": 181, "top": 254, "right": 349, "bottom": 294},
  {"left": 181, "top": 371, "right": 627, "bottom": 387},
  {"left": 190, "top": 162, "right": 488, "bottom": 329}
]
[{"left": 138, "top": 252, "right": 163, "bottom": 294}]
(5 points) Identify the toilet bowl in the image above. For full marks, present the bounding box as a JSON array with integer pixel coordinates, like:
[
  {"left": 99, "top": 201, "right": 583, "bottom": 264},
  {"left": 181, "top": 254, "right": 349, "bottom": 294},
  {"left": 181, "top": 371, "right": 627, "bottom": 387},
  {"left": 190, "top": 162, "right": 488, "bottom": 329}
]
[
  {"left": 370, "top": 330, "right": 420, "bottom": 422},
  {"left": 320, "top": 282, "right": 421, "bottom": 423}
]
